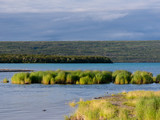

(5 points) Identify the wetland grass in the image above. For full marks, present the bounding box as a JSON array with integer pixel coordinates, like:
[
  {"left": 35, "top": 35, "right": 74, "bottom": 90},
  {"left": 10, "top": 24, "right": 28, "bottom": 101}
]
[
  {"left": 10, "top": 70, "right": 158, "bottom": 85},
  {"left": 131, "top": 71, "right": 153, "bottom": 84},
  {"left": 67, "top": 90, "right": 160, "bottom": 120}
]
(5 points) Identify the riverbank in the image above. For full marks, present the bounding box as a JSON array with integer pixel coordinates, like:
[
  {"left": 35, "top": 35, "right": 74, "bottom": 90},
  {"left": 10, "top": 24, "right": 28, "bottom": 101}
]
[
  {"left": 67, "top": 90, "right": 160, "bottom": 120},
  {"left": 0, "top": 69, "right": 33, "bottom": 72}
]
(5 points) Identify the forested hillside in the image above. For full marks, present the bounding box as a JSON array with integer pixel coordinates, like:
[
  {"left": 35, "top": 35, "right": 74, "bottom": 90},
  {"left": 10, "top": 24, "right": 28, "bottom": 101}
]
[{"left": 0, "top": 41, "right": 160, "bottom": 62}]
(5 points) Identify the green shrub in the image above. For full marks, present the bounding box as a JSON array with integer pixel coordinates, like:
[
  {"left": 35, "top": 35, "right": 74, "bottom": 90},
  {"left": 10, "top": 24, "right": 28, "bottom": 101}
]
[
  {"left": 114, "top": 72, "right": 131, "bottom": 84},
  {"left": 79, "top": 76, "right": 92, "bottom": 84},
  {"left": 131, "top": 71, "right": 153, "bottom": 84}
]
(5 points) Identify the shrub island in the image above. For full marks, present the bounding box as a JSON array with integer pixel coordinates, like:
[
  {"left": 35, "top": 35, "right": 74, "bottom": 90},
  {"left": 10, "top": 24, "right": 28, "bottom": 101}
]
[
  {"left": 66, "top": 90, "right": 160, "bottom": 120},
  {"left": 10, "top": 70, "right": 160, "bottom": 85}
]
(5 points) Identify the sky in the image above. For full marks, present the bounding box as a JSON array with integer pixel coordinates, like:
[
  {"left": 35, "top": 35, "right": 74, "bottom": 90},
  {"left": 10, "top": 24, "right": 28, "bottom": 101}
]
[{"left": 0, "top": 0, "right": 160, "bottom": 41}]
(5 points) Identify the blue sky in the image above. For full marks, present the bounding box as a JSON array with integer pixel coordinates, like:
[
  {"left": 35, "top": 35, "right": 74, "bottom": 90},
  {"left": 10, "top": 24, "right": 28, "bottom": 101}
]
[{"left": 0, "top": 0, "right": 160, "bottom": 41}]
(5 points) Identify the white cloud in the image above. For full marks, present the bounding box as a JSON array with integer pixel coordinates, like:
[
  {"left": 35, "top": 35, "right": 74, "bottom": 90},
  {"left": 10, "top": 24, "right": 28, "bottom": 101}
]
[
  {"left": 0, "top": 0, "right": 159, "bottom": 22},
  {"left": 0, "top": 0, "right": 160, "bottom": 13}
]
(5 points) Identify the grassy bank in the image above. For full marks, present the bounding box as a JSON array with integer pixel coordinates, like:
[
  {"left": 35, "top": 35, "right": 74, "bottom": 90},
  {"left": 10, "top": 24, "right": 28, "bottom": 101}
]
[
  {"left": 67, "top": 90, "right": 160, "bottom": 120},
  {"left": 0, "top": 41, "right": 160, "bottom": 62},
  {"left": 10, "top": 70, "right": 160, "bottom": 85}
]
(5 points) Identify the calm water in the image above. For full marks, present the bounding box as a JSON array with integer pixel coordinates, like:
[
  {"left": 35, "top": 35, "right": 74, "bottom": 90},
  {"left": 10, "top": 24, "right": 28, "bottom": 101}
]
[{"left": 0, "top": 63, "right": 160, "bottom": 120}]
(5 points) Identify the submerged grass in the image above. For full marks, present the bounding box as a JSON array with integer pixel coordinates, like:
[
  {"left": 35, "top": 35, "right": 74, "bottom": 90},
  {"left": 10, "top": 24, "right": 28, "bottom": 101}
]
[{"left": 67, "top": 90, "right": 160, "bottom": 120}]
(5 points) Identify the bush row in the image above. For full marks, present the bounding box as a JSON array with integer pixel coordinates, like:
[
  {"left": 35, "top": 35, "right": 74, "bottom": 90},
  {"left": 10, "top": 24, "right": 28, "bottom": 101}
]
[{"left": 11, "top": 70, "right": 160, "bottom": 85}]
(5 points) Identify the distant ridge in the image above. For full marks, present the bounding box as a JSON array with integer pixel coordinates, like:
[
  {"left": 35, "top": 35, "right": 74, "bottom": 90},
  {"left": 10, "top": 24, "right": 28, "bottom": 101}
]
[{"left": 0, "top": 40, "right": 160, "bottom": 62}]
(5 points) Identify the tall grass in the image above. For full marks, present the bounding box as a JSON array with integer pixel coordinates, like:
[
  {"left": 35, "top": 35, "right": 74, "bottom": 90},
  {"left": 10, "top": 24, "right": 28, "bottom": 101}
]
[
  {"left": 11, "top": 72, "right": 30, "bottom": 84},
  {"left": 136, "top": 97, "right": 160, "bottom": 120},
  {"left": 72, "top": 99, "right": 117, "bottom": 120},
  {"left": 156, "top": 74, "right": 160, "bottom": 83},
  {"left": 68, "top": 90, "right": 160, "bottom": 120},
  {"left": 42, "top": 74, "right": 55, "bottom": 85},
  {"left": 55, "top": 71, "right": 66, "bottom": 84},
  {"left": 114, "top": 72, "right": 131, "bottom": 84},
  {"left": 131, "top": 71, "right": 153, "bottom": 84},
  {"left": 79, "top": 76, "right": 92, "bottom": 85},
  {"left": 66, "top": 74, "right": 78, "bottom": 84},
  {"left": 11, "top": 70, "right": 156, "bottom": 85},
  {"left": 112, "top": 70, "right": 131, "bottom": 82}
]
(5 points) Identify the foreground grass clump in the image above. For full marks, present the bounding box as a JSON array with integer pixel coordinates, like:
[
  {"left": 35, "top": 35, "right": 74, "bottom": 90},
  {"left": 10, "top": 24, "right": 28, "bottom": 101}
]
[
  {"left": 131, "top": 71, "right": 153, "bottom": 84},
  {"left": 67, "top": 90, "right": 160, "bottom": 120}
]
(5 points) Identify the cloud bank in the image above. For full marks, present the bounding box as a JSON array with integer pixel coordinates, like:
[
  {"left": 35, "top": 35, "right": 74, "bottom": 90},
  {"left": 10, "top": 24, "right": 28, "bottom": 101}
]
[{"left": 0, "top": 0, "right": 160, "bottom": 41}]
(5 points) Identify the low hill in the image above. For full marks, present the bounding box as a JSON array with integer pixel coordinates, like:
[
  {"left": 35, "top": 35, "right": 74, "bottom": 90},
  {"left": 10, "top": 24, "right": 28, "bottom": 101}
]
[{"left": 0, "top": 41, "right": 160, "bottom": 62}]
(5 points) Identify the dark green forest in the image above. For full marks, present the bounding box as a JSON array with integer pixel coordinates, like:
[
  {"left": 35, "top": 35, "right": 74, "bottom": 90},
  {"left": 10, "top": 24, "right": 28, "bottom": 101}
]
[
  {"left": 0, "top": 41, "right": 160, "bottom": 62},
  {"left": 0, "top": 55, "right": 112, "bottom": 63}
]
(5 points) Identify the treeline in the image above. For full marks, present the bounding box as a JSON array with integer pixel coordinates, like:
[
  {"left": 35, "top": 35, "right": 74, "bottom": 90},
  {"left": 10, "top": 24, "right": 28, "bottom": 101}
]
[
  {"left": 0, "top": 55, "right": 112, "bottom": 63},
  {"left": 10, "top": 70, "right": 160, "bottom": 85}
]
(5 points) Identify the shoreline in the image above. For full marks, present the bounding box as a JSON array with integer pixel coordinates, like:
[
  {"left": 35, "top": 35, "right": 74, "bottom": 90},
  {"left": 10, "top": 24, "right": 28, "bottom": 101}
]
[
  {"left": 0, "top": 69, "right": 34, "bottom": 72},
  {"left": 67, "top": 90, "right": 160, "bottom": 120}
]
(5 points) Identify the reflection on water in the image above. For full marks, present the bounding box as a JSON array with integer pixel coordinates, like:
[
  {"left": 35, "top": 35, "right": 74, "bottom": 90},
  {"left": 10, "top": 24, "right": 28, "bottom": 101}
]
[{"left": 0, "top": 63, "right": 160, "bottom": 120}]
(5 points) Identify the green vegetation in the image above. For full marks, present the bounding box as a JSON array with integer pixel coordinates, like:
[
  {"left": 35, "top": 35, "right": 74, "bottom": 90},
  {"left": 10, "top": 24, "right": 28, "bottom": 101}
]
[
  {"left": 112, "top": 70, "right": 131, "bottom": 84},
  {"left": 131, "top": 71, "right": 153, "bottom": 84},
  {"left": 156, "top": 74, "right": 160, "bottom": 83},
  {"left": 0, "top": 41, "right": 160, "bottom": 62},
  {"left": 0, "top": 54, "right": 112, "bottom": 63},
  {"left": 67, "top": 91, "right": 160, "bottom": 120},
  {"left": 10, "top": 70, "right": 159, "bottom": 85},
  {"left": 11, "top": 70, "right": 112, "bottom": 85},
  {"left": 2, "top": 78, "right": 9, "bottom": 83}
]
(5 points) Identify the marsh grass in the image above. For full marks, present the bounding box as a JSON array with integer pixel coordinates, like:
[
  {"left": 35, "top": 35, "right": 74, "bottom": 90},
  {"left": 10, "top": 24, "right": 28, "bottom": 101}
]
[
  {"left": 55, "top": 71, "right": 66, "bottom": 84},
  {"left": 66, "top": 74, "right": 79, "bottom": 84},
  {"left": 136, "top": 97, "right": 160, "bottom": 120},
  {"left": 156, "top": 74, "right": 160, "bottom": 83},
  {"left": 79, "top": 76, "right": 92, "bottom": 85},
  {"left": 11, "top": 70, "right": 156, "bottom": 85},
  {"left": 67, "top": 90, "right": 160, "bottom": 120},
  {"left": 131, "top": 71, "right": 153, "bottom": 84},
  {"left": 114, "top": 72, "right": 131, "bottom": 84},
  {"left": 112, "top": 70, "right": 131, "bottom": 82},
  {"left": 11, "top": 72, "right": 30, "bottom": 84}
]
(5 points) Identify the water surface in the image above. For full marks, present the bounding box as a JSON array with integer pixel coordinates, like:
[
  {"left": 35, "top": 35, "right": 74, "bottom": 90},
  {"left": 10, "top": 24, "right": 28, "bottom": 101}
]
[{"left": 0, "top": 63, "right": 160, "bottom": 120}]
